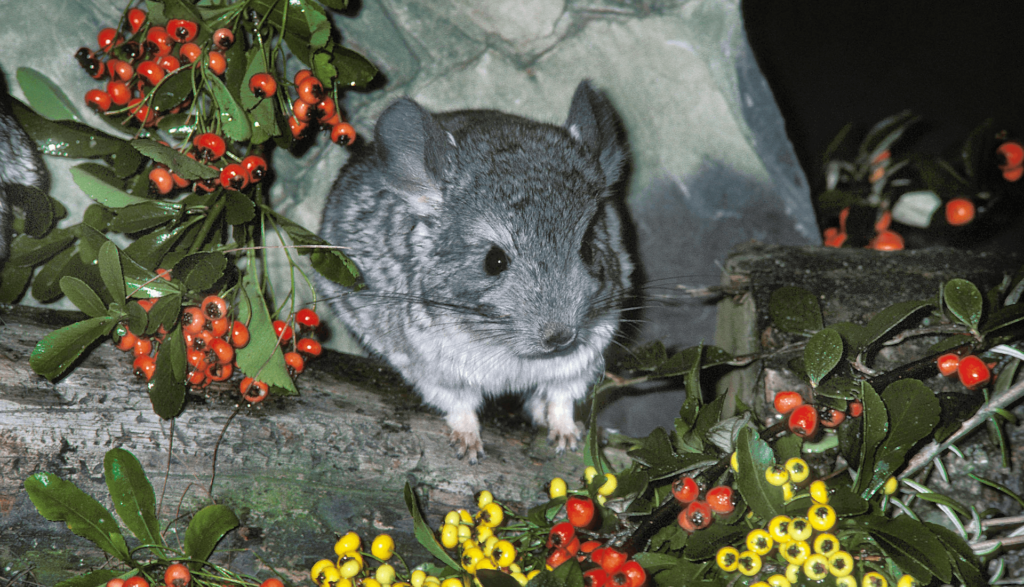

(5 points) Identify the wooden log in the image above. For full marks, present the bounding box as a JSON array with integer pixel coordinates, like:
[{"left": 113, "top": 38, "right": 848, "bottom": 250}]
[{"left": 0, "top": 305, "right": 589, "bottom": 584}]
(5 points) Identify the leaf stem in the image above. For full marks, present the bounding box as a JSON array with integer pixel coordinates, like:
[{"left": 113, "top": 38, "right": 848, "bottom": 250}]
[{"left": 189, "top": 196, "right": 226, "bottom": 255}]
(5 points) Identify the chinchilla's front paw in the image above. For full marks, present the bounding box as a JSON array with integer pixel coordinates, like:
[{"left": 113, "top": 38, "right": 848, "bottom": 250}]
[
  {"left": 548, "top": 419, "right": 582, "bottom": 454},
  {"left": 446, "top": 410, "right": 484, "bottom": 464}
]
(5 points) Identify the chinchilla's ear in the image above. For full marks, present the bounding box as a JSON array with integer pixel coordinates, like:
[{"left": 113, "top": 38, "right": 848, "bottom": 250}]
[
  {"left": 375, "top": 98, "right": 450, "bottom": 215},
  {"left": 565, "top": 80, "right": 627, "bottom": 189}
]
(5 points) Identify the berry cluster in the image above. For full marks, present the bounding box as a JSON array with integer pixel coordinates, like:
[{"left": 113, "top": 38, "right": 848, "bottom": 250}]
[
  {"left": 104, "top": 563, "right": 282, "bottom": 587},
  {"left": 287, "top": 69, "right": 356, "bottom": 145},
  {"left": 936, "top": 352, "right": 992, "bottom": 390},
  {"left": 670, "top": 475, "right": 735, "bottom": 532},
  {"left": 715, "top": 473, "right": 913, "bottom": 587},
  {"left": 436, "top": 491, "right": 530, "bottom": 586},
  {"left": 311, "top": 533, "right": 410, "bottom": 587},
  {"left": 772, "top": 390, "right": 861, "bottom": 441},
  {"left": 824, "top": 205, "right": 904, "bottom": 251}
]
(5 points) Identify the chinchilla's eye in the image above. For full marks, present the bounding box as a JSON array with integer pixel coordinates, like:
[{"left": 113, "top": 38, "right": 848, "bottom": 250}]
[
  {"left": 484, "top": 245, "right": 509, "bottom": 276},
  {"left": 580, "top": 240, "right": 594, "bottom": 265}
]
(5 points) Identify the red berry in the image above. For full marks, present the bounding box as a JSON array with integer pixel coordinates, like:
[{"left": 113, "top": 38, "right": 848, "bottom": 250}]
[
  {"left": 297, "top": 338, "right": 322, "bottom": 356},
  {"left": 294, "top": 69, "right": 313, "bottom": 85},
  {"left": 284, "top": 351, "right": 305, "bottom": 374},
  {"left": 937, "top": 353, "right": 960, "bottom": 377},
  {"left": 98, "top": 27, "right": 120, "bottom": 52},
  {"left": 260, "top": 580, "right": 284, "bottom": 587},
  {"left": 847, "top": 400, "right": 863, "bottom": 418},
  {"left": 705, "top": 485, "right": 734, "bottom": 515},
  {"left": 164, "top": 563, "right": 191, "bottom": 587},
  {"left": 133, "top": 355, "right": 156, "bottom": 381},
  {"left": 547, "top": 521, "right": 575, "bottom": 549},
  {"left": 193, "top": 133, "right": 226, "bottom": 162},
  {"left": 957, "top": 355, "right": 991, "bottom": 390},
  {"left": 820, "top": 407, "right": 846, "bottom": 428},
  {"left": 671, "top": 475, "right": 700, "bottom": 504},
  {"left": 241, "top": 155, "right": 268, "bottom": 183},
  {"left": 945, "top": 198, "right": 976, "bottom": 226},
  {"left": 107, "top": 81, "right": 131, "bottom": 106},
  {"left": 292, "top": 99, "right": 322, "bottom": 123},
  {"left": 209, "top": 338, "right": 235, "bottom": 365},
  {"left": 212, "top": 28, "right": 235, "bottom": 49},
  {"left": 248, "top": 72, "right": 278, "bottom": 98},
  {"left": 134, "top": 337, "right": 153, "bottom": 358},
  {"left": 683, "top": 500, "right": 712, "bottom": 530},
  {"left": 181, "top": 306, "right": 206, "bottom": 335},
  {"left": 187, "top": 369, "right": 206, "bottom": 387},
  {"left": 116, "top": 329, "right": 138, "bottom": 351},
  {"left": 295, "top": 308, "right": 320, "bottom": 327},
  {"left": 1004, "top": 166, "right": 1024, "bottom": 182},
  {"left": 120, "top": 41, "right": 142, "bottom": 63},
  {"left": 156, "top": 55, "right": 181, "bottom": 72},
  {"left": 580, "top": 540, "right": 602, "bottom": 555},
  {"left": 108, "top": 59, "right": 134, "bottom": 82},
  {"left": 583, "top": 568, "right": 608, "bottom": 587},
  {"left": 331, "top": 122, "right": 356, "bottom": 146},
  {"left": 206, "top": 361, "right": 233, "bottom": 382},
  {"left": 85, "top": 89, "right": 112, "bottom": 112},
  {"left": 220, "top": 164, "right": 249, "bottom": 191},
  {"left": 208, "top": 316, "right": 229, "bottom": 338},
  {"left": 207, "top": 51, "right": 227, "bottom": 76},
  {"left": 178, "top": 42, "right": 202, "bottom": 64},
  {"left": 616, "top": 561, "right": 646, "bottom": 587},
  {"left": 137, "top": 60, "right": 165, "bottom": 86},
  {"left": 128, "top": 98, "right": 155, "bottom": 126},
  {"left": 823, "top": 227, "right": 847, "bottom": 248},
  {"left": 297, "top": 76, "right": 325, "bottom": 105},
  {"left": 241, "top": 377, "right": 269, "bottom": 403},
  {"left": 566, "top": 496, "right": 596, "bottom": 528},
  {"left": 122, "top": 577, "right": 150, "bottom": 587},
  {"left": 773, "top": 390, "right": 804, "bottom": 414},
  {"left": 676, "top": 509, "right": 696, "bottom": 532},
  {"left": 997, "top": 141, "right": 1024, "bottom": 170},
  {"left": 167, "top": 19, "right": 198, "bottom": 43},
  {"left": 547, "top": 548, "right": 572, "bottom": 569},
  {"left": 594, "top": 548, "right": 626, "bottom": 574},
  {"left": 126, "top": 8, "right": 147, "bottom": 34},
  {"left": 788, "top": 404, "right": 819, "bottom": 439},
  {"left": 318, "top": 97, "right": 338, "bottom": 122},
  {"left": 288, "top": 115, "right": 309, "bottom": 139},
  {"left": 144, "top": 27, "right": 173, "bottom": 56},
  {"left": 869, "top": 229, "right": 904, "bottom": 251},
  {"left": 201, "top": 295, "right": 228, "bottom": 320},
  {"left": 231, "top": 321, "right": 250, "bottom": 349},
  {"left": 107, "top": 579, "right": 126, "bottom": 587},
  {"left": 273, "top": 320, "right": 294, "bottom": 343}
]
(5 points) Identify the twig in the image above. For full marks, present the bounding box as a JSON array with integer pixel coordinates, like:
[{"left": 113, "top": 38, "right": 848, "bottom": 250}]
[
  {"left": 970, "top": 534, "right": 1024, "bottom": 554},
  {"left": 903, "top": 377, "right": 1024, "bottom": 478},
  {"left": 209, "top": 404, "right": 242, "bottom": 497}
]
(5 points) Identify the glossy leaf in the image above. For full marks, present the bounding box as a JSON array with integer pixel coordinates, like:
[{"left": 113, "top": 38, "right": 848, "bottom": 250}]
[
  {"left": 54, "top": 569, "right": 121, "bottom": 587},
  {"left": 183, "top": 504, "right": 239, "bottom": 566},
  {"left": 30, "top": 316, "right": 115, "bottom": 381},
  {"left": 121, "top": 249, "right": 181, "bottom": 298},
  {"left": 131, "top": 139, "right": 219, "bottom": 180},
  {"left": 944, "top": 278, "right": 983, "bottom": 330},
  {"left": 104, "top": 448, "right": 164, "bottom": 550},
  {"left": 857, "top": 299, "right": 932, "bottom": 350},
  {"left": 404, "top": 482, "right": 460, "bottom": 571},
  {"left": 60, "top": 277, "right": 106, "bottom": 318},
  {"left": 171, "top": 252, "right": 226, "bottom": 293},
  {"left": 23, "top": 471, "right": 130, "bottom": 563},
  {"left": 239, "top": 47, "right": 279, "bottom": 144},
  {"left": 769, "top": 286, "right": 823, "bottom": 333},
  {"left": 31, "top": 246, "right": 77, "bottom": 302},
  {"left": 149, "top": 326, "right": 187, "bottom": 419},
  {"left": 99, "top": 241, "right": 126, "bottom": 304},
  {"left": 10, "top": 99, "right": 129, "bottom": 159},
  {"left": 125, "top": 219, "right": 197, "bottom": 270},
  {"left": 477, "top": 570, "right": 521, "bottom": 587},
  {"left": 627, "top": 426, "right": 716, "bottom": 481},
  {"left": 150, "top": 69, "right": 195, "bottom": 112},
  {"left": 223, "top": 190, "right": 256, "bottom": 225},
  {"left": 682, "top": 523, "right": 746, "bottom": 561},
  {"left": 0, "top": 263, "right": 32, "bottom": 303},
  {"left": 8, "top": 228, "right": 75, "bottom": 267},
  {"left": 804, "top": 327, "right": 843, "bottom": 386},
  {"left": 735, "top": 427, "right": 782, "bottom": 519},
  {"left": 677, "top": 344, "right": 705, "bottom": 430},
  {"left": 929, "top": 524, "right": 985, "bottom": 585},
  {"left": 7, "top": 184, "right": 57, "bottom": 237},
  {"left": 869, "top": 516, "right": 951, "bottom": 583},
  {"left": 862, "top": 380, "right": 940, "bottom": 498},
  {"left": 235, "top": 270, "right": 298, "bottom": 393},
  {"left": 16, "top": 67, "right": 80, "bottom": 121},
  {"left": 109, "top": 202, "right": 182, "bottom": 234},
  {"left": 207, "top": 75, "right": 251, "bottom": 142},
  {"left": 853, "top": 382, "right": 887, "bottom": 495},
  {"left": 83, "top": 203, "right": 115, "bottom": 232},
  {"left": 72, "top": 165, "right": 150, "bottom": 208},
  {"left": 934, "top": 392, "right": 984, "bottom": 442},
  {"left": 331, "top": 44, "right": 378, "bottom": 88}
]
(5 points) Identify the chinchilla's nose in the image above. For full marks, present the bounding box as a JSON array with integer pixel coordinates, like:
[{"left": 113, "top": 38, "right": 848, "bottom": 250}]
[{"left": 541, "top": 323, "right": 577, "bottom": 352}]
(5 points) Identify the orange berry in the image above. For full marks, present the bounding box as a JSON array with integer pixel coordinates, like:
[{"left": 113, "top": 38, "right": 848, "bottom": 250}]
[
  {"left": 869, "top": 229, "right": 904, "bottom": 251},
  {"left": 133, "top": 355, "right": 156, "bottom": 381},
  {"left": 945, "top": 198, "right": 975, "bottom": 226},
  {"left": 284, "top": 351, "right": 305, "bottom": 374},
  {"left": 297, "top": 338, "right": 321, "bottom": 356},
  {"left": 937, "top": 353, "right": 960, "bottom": 377},
  {"left": 201, "top": 295, "right": 228, "bottom": 320},
  {"left": 230, "top": 321, "right": 250, "bottom": 348}
]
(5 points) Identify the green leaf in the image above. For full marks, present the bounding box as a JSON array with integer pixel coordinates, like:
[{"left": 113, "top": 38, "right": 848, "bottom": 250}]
[
  {"left": 131, "top": 139, "right": 219, "bottom": 180},
  {"left": 856, "top": 299, "right": 932, "bottom": 351},
  {"left": 72, "top": 165, "right": 151, "bottom": 208},
  {"left": 109, "top": 203, "right": 182, "bottom": 234},
  {"left": 926, "top": 522, "right": 985, "bottom": 587},
  {"left": 121, "top": 250, "right": 181, "bottom": 299},
  {"left": 183, "top": 504, "right": 239, "bottom": 566},
  {"left": 912, "top": 492, "right": 970, "bottom": 516},
  {"left": 934, "top": 392, "right": 984, "bottom": 442},
  {"left": 207, "top": 75, "right": 251, "bottom": 142},
  {"left": 54, "top": 569, "right": 121, "bottom": 587},
  {"left": 627, "top": 427, "right": 716, "bottom": 481},
  {"left": 30, "top": 316, "right": 115, "bottom": 381},
  {"left": 8, "top": 228, "right": 75, "bottom": 267},
  {"left": 0, "top": 263, "right": 33, "bottom": 303},
  {"left": 853, "top": 382, "right": 887, "bottom": 495},
  {"left": 735, "top": 426, "right": 782, "bottom": 519},
  {"left": 99, "top": 241, "right": 127, "bottom": 304},
  {"left": 477, "top": 570, "right": 522, "bottom": 587},
  {"left": 17, "top": 67, "right": 80, "bottom": 121},
  {"left": 311, "top": 249, "right": 361, "bottom": 288},
  {"left": 223, "top": 190, "right": 256, "bottom": 225},
  {"left": 769, "top": 286, "right": 823, "bottom": 333},
  {"left": 944, "top": 278, "right": 983, "bottom": 330},
  {"left": 172, "top": 252, "right": 227, "bottom": 293},
  {"left": 146, "top": 294, "right": 181, "bottom": 336},
  {"left": 677, "top": 344, "right": 705, "bottom": 430},
  {"left": 104, "top": 448, "right": 164, "bottom": 551},
  {"left": 32, "top": 246, "right": 77, "bottom": 302},
  {"left": 83, "top": 203, "right": 115, "bottom": 232},
  {"left": 10, "top": 98, "right": 129, "bottom": 159},
  {"left": 7, "top": 184, "right": 57, "bottom": 237},
  {"left": 804, "top": 327, "right": 843, "bottom": 386},
  {"left": 869, "top": 515, "right": 951, "bottom": 583},
  {"left": 682, "top": 522, "right": 746, "bottom": 561},
  {"left": 150, "top": 68, "right": 195, "bottom": 113},
  {"left": 149, "top": 326, "right": 187, "bottom": 419},
  {"left": 862, "top": 380, "right": 940, "bottom": 498},
  {"left": 969, "top": 474, "right": 1024, "bottom": 509},
  {"left": 124, "top": 219, "right": 197, "bottom": 270},
  {"left": 404, "top": 482, "right": 460, "bottom": 571},
  {"left": 235, "top": 270, "right": 298, "bottom": 393},
  {"left": 23, "top": 472, "right": 130, "bottom": 563},
  {"left": 60, "top": 277, "right": 107, "bottom": 318},
  {"left": 331, "top": 44, "right": 378, "bottom": 88}
]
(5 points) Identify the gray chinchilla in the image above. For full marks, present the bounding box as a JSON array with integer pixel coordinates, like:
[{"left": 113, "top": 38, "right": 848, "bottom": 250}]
[
  {"left": 0, "top": 69, "right": 48, "bottom": 266},
  {"left": 317, "top": 80, "right": 633, "bottom": 462}
]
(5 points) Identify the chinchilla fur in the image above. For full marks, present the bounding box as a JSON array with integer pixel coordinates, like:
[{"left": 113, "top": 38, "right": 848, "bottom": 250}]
[
  {"left": 0, "top": 69, "right": 47, "bottom": 266},
  {"left": 317, "top": 81, "right": 633, "bottom": 462}
]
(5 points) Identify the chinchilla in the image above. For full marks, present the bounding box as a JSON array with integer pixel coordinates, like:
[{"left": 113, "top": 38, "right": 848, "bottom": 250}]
[
  {"left": 0, "top": 68, "right": 48, "bottom": 266},
  {"left": 317, "top": 80, "right": 633, "bottom": 463}
]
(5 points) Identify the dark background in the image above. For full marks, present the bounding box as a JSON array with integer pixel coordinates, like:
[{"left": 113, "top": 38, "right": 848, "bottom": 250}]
[{"left": 744, "top": 1, "right": 1024, "bottom": 191}]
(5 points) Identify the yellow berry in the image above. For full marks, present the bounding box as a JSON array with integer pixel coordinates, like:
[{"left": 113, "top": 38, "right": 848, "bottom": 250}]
[
  {"left": 716, "top": 546, "right": 740, "bottom": 572},
  {"left": 751, "top": 583, "right": 769, "bottom": 587},
  {"left": 785, "top": 564, "right": 800, "bottom": 583},
  {"left": 440, "top": 523, "right": 460, "bottom": 549},
  {"left": 836, "top": 577, "right": 857, "bottom": 587},
  {"left": 584, "top": 466, "right": 599, "bottom": 483},
  {"left": 411, "top": 570, "right": 427, "bottom": 587},
  {"left": 785, "top": 458, "right": 810, "bottom": 483},
  {"left": 809, "top": 480, "right": 831, "bottom": 504},
  {"left": 808, "top": 504, "right": 837, "bottom": 531},
  {"left": 477, "top": 502, "right": 504, "bottom": 528},
  {"left": 884, "top": 476, "right": 899, "bottom": 496},
  {"left": 730, "top": 451, "right": 739, "bottom": 472},
  {"left": 781, "top": 540, "right": 810, "bottom": 565},
  {"left": 737, "top": 551, "right": 762, "bottom": 576},
  {"left": 457, "top": 525, "right": 473, "bottom": 544},
  {"left": 376, "top": 564, "right": 396, "bottom": 585},
  {"left": 768, "top": 515, "right": 792, "bottom": 543},
  {"left": 803, "top": 554, "right": 829, "bottom": 580},
  {"left": 493, "top": 540, "right": 516, "bottom": 567},
  {"left": 364, "top": 580, "right": 382, "bottom": 587},
  {"left": 549, "top": 477, "right": 567, "bottom": 498},
  {"left": 510, "top": 572, "right": 528, "bottom": 586},
  {"left": 782, "top": 482, "right": 796, "bottom": 501},
  {"left": 896, "top": 575, "right": 919, "bottom": 587},
  {"left": 828, "top": 551, "right": 854, "bottom": 577},
  {"left": 461, "top": 539, "right": 479, "bottom": 554},
  {"left": 788, "top": 517, "right": 812, "bottom": 542},
  {"left": 311, "top": 559, "right": 336, "bottom": 585},
  {"left": 863, "top": 572, "right": 889, "bottom": 587},
  {"left": 526, "top": 570, "right": 541, "bottom": 581},
  {"left": 474, "top": 559, "right": 497, "bottom": 574},
  {"left": 445, "top": 511, "right": 461, "bottom": 525},
  {"left": 372, "top": 534, "right": 396, "bottom": 560},
  {"left": 335, "top": 531, "right": 361, "bottom": 556},
  {"left": 477, "top": 490, "right": 494, "bottom": 509},
  {"left": 338, "top": 555, "right": 362, "bottom": 579},
  {"left": 320, "top": 567, "right": 343, "bottom": 587},
  {"left": 440, "top": 579, "right": 463, "bottom": 587},
  {"left": 458, "top": 509, "right": 473, "bottom": 524},
  {"left": 746, "top": 529, "right": 774, "bottom": 555},
  {"left": 461, "top": 547, "right": 485, "bottom": 573},
  {"left": 767, "top": 574, "right": 791, "bottom": 587},
  {"left": 476, "top": 525, "right": 494, "bottom": 543},
  {"left": 598, "top": 473, "right": 618, "bottom": 496},
  {"left": 597, "top": 494, "right": 607, "bottom": 506},
  {"left": 765, "top": 465, "right": 789, "bottom": 486},
  {"left": 423, "top": 578, "right": 440, "bottom": 587},
  {"left": 481, "top": 535, "right": 499, "bottom": 557},
  {"left": 813, "top": 532, "right": 839, "bottom": 555}
]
